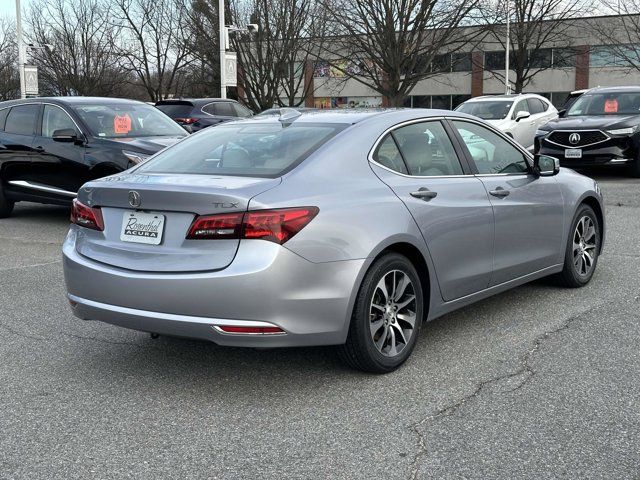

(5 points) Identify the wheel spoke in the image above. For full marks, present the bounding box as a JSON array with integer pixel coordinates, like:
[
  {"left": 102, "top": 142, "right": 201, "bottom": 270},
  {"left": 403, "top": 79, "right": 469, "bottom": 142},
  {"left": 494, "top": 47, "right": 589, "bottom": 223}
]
[
  {"left": 387, "top": 327, "right": 397, "bottom": 357},
  {"left": 397, "top": 311, "right": 416, "bottom": 329},
  {"left": 375, "top": 276, "right": 390, "bottom": 303},
  {"left": 392, "top": 323, "right": 408, "bottom": 345},
  {"left": 583, "top": 250, "right": 594, "bottom": 268},
  {"left": 584, "top": 223, "right": 596, "bottom": 242},
  {"left": 371, "top": 303, "right": 385, "bottom": 312},
  {"left": 375, "top": 325, "right": 388, "bottom": 351},
  {"left": 396, "top": 294, "right": 416, "bottom": 310},
  {"left": 393, "top": 273, "right": 410, "bottom": 302},
  {"left": 370, "top": 318, "right": 384, "bottom": 337}
]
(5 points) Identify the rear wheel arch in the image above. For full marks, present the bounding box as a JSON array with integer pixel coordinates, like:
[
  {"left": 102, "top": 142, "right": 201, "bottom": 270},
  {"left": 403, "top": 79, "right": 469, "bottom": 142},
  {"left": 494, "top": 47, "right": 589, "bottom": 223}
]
[{"left": 88, "top": 163, "right": 122, "bottom": 181}]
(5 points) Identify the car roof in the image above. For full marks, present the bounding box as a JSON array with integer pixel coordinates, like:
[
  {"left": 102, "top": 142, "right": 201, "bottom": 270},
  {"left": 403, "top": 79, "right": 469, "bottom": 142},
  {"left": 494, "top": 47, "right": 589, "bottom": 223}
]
[
  {"left": 0, "top": 97, "right": 154, "bottom": 110},
  {"left": 155, "top": 98, "right": 237, "bottom": 106},
  {"left": 465, "top": 93, "right": 546, "bottom": 102},
  {"left": 584, "top": 86, "right": 640, "bottom": 94}
]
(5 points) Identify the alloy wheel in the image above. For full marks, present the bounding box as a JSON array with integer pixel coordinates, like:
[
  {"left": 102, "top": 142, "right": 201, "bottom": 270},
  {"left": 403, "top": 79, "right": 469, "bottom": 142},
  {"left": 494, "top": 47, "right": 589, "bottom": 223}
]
[
  {"left": 369, "top": 270, "right": 417, "bottom": 357},
  {"left": 573, "top": 215, "right": 597, "bottom": 277}
]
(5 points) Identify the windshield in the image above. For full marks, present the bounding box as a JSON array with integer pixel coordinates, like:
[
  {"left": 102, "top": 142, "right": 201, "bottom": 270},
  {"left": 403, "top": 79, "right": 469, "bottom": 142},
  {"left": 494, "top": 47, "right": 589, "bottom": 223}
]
[
  {"left": 135, "top": 122, "right": 346, "bottom": 177},
  {"left": 567, "top": 92, "right": 640, "bottom": 116},
  {"left": 73, "top": 104, "right": 187, "bottom": 138},
  {"left": 455, "top": 101, "right": 513, "bottom": 120}
]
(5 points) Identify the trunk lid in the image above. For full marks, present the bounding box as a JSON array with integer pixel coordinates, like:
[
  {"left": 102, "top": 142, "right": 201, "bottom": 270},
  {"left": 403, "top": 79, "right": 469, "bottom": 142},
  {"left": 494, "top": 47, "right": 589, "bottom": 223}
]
[{"left": 75, "top": 173, "right": 280, "bottom": 272}]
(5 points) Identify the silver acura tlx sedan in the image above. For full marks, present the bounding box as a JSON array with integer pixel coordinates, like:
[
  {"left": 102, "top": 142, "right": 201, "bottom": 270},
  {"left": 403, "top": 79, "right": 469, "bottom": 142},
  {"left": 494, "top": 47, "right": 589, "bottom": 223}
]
[{"left": 63, "top": 109, "right": 604, "bottom": 373}]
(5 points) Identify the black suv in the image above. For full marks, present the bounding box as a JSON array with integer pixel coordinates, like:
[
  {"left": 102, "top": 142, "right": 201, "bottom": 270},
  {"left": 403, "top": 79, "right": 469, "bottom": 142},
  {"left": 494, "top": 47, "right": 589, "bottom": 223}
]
[
  {"left": 535, "top": 86, "right": 640, "bottom": 177},
  {"left": 0, "top": 97, "right": 187, "bottom": 217},
  {"left": 155, "top": 98, "right": 253, "bottom": 132}
]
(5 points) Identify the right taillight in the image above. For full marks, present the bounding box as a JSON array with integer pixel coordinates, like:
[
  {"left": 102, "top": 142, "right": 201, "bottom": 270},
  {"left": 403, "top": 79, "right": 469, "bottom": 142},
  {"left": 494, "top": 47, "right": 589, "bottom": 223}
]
[
  {"left": 186, "top": 207, "right": 318, "bottom": 244},
  {"left": 70, "top": 199, "right": 104, "bottom": 231},
  {"left": 175, "top": 117, "right": 198, "bottom": 124}
]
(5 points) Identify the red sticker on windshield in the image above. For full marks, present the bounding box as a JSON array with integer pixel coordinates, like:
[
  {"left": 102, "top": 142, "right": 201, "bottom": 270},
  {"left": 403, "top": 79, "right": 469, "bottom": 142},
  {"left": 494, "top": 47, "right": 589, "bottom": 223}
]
[
  {"left": 604, "top": 99, "right": 618, "bottom": 113},
  {"left": 114, "top": 114, "right": 132, "bottom": 134}
]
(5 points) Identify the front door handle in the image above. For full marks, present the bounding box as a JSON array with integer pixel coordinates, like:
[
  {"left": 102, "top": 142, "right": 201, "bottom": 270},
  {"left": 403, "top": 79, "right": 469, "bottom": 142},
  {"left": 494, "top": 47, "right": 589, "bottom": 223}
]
[
  {"left": 410, "top": 187, "right": 438, "bottom": 200},
  {"left": 489, "top": 187, "right": 510, "bottom": 198}
]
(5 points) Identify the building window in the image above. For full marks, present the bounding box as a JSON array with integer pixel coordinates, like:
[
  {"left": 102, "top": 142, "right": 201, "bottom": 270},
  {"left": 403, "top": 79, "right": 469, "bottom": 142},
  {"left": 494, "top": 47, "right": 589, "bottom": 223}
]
[
  {"left": 589, "top": 45, "right": 640, "bottom": 68},
  {"left": 485, "top": 51, "right": 506, "bottom": 71},
  {"left": 431, "top": 54, "right": 451, "bottom": 73},
  {"left": 412, "top": 96, "right": 431, "bottom": 108},
  {"left": 552, "top": 48, "right": 577, "bottom": 67},
  {"left": 432, "top": 95, "right": 451, "bottom": 109},
  {"left": 550, "top": 92, "right": 571, "bottom": 108},
  {"left": 452, "top": 95, "right": 471, "bottom": 108},
  {"left": 528, "top": 48, "right": 552, "bottom": 68},
  {"left": 451, "top": 53, "right": 472, "bottom": 72}
]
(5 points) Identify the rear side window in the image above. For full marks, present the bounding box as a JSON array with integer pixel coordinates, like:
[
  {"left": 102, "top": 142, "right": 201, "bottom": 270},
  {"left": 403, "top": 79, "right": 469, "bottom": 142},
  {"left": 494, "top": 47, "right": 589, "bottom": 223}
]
[
  {"left": 233, "top": 103, "right": 253, "bottom": 118},
  {"left": 136, "top": 123, "right": 345, "bottom": 177},
  {"left": 0, "top": 108, "right": 8, "bottom": 130},
  {"left": 392, "top": 121, "right": 463, "bottom": 176},
  {"left": 5, "top": 104, "right": 39, "bottom": 135},
  {"left": 207, "top": 102, "right": 234, "bottom": 116},
  {"left": 156, "top": 103, "right": 193, "bottom": 118},
  {"left": 373, "top": 135, "right": 408, "bottom": 174}
]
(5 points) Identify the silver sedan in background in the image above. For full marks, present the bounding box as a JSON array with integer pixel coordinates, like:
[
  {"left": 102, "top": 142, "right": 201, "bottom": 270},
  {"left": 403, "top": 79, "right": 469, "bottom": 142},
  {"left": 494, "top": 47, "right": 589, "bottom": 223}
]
[{"left": 63, "top": 109, "right": 604, "bottom": 373}]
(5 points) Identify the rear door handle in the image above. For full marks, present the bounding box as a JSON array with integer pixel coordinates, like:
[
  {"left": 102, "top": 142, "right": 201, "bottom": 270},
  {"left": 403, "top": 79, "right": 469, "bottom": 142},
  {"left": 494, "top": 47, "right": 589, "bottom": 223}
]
[
  {"left": 410, "top": 187, "right": 438, "bottom": 200},
  {"left": 489, "top": 187, "right": 510, "bottom": 198}
]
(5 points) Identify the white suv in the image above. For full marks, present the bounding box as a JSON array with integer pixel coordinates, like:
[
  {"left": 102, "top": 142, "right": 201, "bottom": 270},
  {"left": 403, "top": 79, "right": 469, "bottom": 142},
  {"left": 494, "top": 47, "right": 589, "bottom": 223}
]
[{"left": 455, "top": 94, "right": 558, "bottom": 151}]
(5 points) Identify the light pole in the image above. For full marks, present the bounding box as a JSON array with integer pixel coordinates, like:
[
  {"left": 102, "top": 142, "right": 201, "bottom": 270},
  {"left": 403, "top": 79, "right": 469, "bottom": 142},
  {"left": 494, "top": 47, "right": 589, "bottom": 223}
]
[
  {"left": 219, "top": 0, "right": 226, "bottom": 98},
  {"left": 504, "top": 0, "right": 510, "bottom": 94},
  {"left": 15, "top": 0, "right": 26, "bottom": 99}
]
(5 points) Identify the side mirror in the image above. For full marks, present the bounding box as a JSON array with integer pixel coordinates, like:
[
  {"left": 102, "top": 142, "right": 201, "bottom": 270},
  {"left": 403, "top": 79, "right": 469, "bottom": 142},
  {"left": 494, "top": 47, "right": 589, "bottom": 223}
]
[
  {"left": 515, "top": 110, "right": 531, "bottom": 122},
  {"left": 52, "top": 128, "right": 78, "bottom": 143},
  {"left": 558, "top": 108, "right": 567, "bottom": 118},
  {"left": 534, "top": 154, "right": 560, "bottom": 176}
]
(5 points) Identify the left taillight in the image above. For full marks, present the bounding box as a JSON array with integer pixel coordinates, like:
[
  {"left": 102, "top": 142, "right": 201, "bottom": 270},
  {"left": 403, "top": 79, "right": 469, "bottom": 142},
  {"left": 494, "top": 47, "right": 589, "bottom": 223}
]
[
  {"left": 70, "top": 199, "right": 104, "bottom": 231},
  {"left": 186, "top": 207, "right": 319, "bottom": 244}
]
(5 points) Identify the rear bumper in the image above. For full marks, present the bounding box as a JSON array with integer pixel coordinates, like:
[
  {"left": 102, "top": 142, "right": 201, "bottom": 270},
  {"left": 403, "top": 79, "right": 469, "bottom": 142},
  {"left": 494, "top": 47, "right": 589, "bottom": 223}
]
[{"left": 63, "top": 227, "right": 366, "bottom": 347}]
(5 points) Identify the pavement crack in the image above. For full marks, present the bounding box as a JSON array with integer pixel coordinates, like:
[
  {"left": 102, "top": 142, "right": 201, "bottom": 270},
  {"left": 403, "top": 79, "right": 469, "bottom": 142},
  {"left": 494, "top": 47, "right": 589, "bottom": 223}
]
[
  {"left": 0, "top": 321, "right": 48, "bottom": 342},
  {"left": 0, "top": 259, "right": 61, "bottom": 272},
  {"left": 407, "top": 300, "right": 613, "bottom": 480}
]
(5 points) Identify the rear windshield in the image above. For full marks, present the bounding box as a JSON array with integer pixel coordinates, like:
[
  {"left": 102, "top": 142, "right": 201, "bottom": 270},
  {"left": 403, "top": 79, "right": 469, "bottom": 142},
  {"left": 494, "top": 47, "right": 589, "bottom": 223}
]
[
  {"left": 156, "top": 103, "right": 194, "bottom": 118},
  {"left": 567, "top": 92, "right": 640, "bottom": 116},
  {"left": 73, "top": 103, "right": 187, "bottom": 138},
  {"left": 135, "top": 123, "right": 345, "bottom": 177},
  {"left": 455, "top": 101, "right": 513, "bottom": 120}
]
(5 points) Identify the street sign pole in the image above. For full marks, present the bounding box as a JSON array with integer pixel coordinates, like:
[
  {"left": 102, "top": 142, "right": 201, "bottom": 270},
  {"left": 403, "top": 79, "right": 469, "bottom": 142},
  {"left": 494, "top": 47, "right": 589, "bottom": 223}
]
[{"left": 15, "top": 0, "right": 26, "bottom": 99}]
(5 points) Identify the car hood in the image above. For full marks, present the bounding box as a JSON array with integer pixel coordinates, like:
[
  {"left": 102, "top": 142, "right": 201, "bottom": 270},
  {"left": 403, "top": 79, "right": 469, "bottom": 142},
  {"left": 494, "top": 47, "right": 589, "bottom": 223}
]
[
  {"left": 541, "top": 115, "right": 640, "bottom": 131},
  {"left": 101, "top": 135, "right": 185, "bottom": 154}
]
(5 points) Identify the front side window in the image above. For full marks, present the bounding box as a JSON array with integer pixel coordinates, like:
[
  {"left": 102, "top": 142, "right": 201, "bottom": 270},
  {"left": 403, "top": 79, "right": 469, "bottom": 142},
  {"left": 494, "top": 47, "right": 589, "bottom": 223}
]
[
  {"left": 5, "top": 104, "right": 39, "bottom": 136},
  {"left": 512, "top": 100, "right": 529, "bottom": 119},
  {"left": 233, "top": 103, "right": 253, "bottom": 118},
  {"left": 452, "top": 120, "right": 529, "bottom": 174},
  {"left": 42, "top": 105, "right": 77, "bottom": 137},
  {"left": 73, "top": 103, "right": 186, "bottom": 138},
  {"left": 136, "top": 123, "right": 345, "bottom": 178},
  {"left": 392, "top": 121, "right": 464, "bottom": 176}
]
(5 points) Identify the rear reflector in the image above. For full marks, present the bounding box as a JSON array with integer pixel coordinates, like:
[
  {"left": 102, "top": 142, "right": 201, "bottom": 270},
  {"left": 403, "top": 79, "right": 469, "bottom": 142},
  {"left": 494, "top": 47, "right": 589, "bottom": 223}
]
[
  {"left": 217, "top": 326, "right": 284, "bottom": 334},
  {"left": 186, "top": 207, "right": 319, "bottom": 244},
  {"left": 70, "top": 199, "right": 104, "bottom": 231}
]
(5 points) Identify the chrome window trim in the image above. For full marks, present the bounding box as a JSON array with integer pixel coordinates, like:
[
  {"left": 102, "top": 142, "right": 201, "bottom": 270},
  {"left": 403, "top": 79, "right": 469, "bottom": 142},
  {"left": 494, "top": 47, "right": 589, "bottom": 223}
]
[
  {"left": 544, "top": 129, "right": 610, "bottom": 148},
  {"left": 367, "top": 116, "right": 476, "bottom": 179}
]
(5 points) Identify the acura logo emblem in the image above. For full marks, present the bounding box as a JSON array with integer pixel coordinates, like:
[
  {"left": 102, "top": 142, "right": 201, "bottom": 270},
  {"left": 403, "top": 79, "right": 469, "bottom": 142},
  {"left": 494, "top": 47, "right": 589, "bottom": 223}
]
[
  {"left": 128, "top": 191, "right": 142, "bottom": 208},
  {"left": 569, "top": 133, "right": 581, "bottom": 145}
]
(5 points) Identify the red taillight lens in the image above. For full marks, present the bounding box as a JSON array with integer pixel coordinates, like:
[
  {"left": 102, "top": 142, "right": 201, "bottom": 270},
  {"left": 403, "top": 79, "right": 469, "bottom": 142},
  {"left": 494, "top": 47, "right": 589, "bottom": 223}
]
[
  {"left": 243, "top": 207, "right": 319, "bottom": 244},
  {"left": 186, "top": 207, "right": 318, "bottom": 244},
  {"left": 175, "top": 117, "right": 198, "bottom": 124},
  {"left": 186, "top": 212, "right": 244, "bottom": 239},
  {"left": 70, "top": 199, "right": 104, "bottom": 231},
  {"left": 217, "top": 326, "right": 284, "bottom": 334}
]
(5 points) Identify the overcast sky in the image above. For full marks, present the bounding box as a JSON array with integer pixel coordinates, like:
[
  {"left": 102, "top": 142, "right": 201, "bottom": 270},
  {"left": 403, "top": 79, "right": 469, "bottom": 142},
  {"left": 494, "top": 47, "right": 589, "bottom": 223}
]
[{"left": 0, "top": 0, "right": 30, "bottom": 18}]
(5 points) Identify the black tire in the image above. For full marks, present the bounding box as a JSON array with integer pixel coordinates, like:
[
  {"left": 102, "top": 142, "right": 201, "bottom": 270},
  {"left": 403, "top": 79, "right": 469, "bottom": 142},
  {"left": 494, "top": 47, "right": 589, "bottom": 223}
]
[
  {"left": 0, "top": 183, "right": 14, "bottom": 218},
  {"left": 629, "top": 157, "right": 640, "bottom": 178},
  {"left": 338, "top": 253, "right": 424, "bottom": 373},
  {"left": 556, "top": 204, "right": 600, "bottom": 288}
]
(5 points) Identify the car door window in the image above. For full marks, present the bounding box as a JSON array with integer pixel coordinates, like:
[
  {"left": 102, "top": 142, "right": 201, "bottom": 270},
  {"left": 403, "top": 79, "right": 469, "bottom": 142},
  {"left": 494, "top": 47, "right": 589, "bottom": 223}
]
[
  {"left": 233, "top": 103, "right": 252, "bottom": 118},
  {"left": 42, "top": 105, "right": 78, "bottom": 137},
  {"left": 527, "top": 98, "right": 545, "bottom": 115},
  {"left": 5, "top": 104, "right": 39, "bottom": 136},
  {"left": 372, "top": 135, "right": 408, "bottom": 174},
  {"left": 511, "top": 100, "right": 529, "bottom": 119},
  {"left": 212, "top": 103, "right": 234, "bottom": 116},
  {"left": 452, "top": 120, "right": 529, "bottom": 174},
  {"left": 392, "top": 121, "right": 463, "bottom": 176}
]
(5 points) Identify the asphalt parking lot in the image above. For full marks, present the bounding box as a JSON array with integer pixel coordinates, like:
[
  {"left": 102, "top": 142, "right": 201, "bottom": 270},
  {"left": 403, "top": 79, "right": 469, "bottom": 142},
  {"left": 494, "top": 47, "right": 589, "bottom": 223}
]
[{"left": 0, "top": 171, "right": 638, "bottom": 479}]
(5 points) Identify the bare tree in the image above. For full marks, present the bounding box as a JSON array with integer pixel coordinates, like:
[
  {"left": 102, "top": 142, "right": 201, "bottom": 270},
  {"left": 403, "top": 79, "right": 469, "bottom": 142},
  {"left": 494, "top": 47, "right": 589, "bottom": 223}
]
[
  {"left": 589, "top": 10, "right": 640, "bottom": 73},
  {"left": 316, "top": 0, "right": 484, "bottom": 107},
  {"left": 26, "top": 0, "right": 127, "bottom": 96},
  {"left": 483, "top": 0, "right": 593, "bottom": 93},
  {"left": 114, "top": 0, "right": 193, "bottom": 101},
  {"left": 0, "top": 17, "right": 19, "bottom": 100}
]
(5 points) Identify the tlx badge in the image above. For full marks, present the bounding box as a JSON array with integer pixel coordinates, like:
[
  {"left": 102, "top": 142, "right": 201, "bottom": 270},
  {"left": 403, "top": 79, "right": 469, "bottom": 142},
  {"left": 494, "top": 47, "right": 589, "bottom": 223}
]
[{"left": 213, "top": 202, "right": 239, "bottom": 208}]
